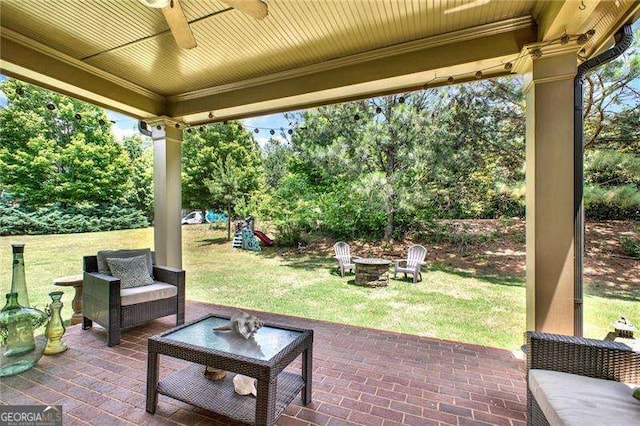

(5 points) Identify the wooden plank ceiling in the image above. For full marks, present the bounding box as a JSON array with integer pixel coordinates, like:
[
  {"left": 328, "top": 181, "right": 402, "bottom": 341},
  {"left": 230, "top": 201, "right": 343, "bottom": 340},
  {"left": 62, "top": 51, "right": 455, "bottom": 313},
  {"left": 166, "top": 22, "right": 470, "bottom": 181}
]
[
  {"left": 1, "top": 0, "right": 637, "bottom": 122},
  {"left": 1, "top": 0, "right": 535, "bottom": 96}
]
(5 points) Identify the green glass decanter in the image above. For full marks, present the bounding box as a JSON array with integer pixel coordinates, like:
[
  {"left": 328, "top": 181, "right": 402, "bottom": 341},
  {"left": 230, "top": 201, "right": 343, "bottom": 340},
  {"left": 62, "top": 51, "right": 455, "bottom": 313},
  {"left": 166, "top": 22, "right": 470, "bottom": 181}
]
[{"left": 0, "top": 292, "right": 48, "bottom": 376}]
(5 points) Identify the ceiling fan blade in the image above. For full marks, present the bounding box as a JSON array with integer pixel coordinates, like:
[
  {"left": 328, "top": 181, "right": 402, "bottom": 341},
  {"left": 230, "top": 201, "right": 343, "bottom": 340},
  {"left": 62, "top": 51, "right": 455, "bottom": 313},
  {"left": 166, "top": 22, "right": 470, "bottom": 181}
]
[
  {"left": 223, "top": 0, "right": 268, "bottom": 20},
  {"left": 161, "top": 0, "right": 197, "bottom": 49}
]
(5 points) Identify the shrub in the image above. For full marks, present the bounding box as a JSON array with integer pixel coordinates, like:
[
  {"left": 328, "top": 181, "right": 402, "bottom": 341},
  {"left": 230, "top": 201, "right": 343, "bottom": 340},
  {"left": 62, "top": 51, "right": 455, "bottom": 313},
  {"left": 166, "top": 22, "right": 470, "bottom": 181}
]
[
  {"left": 584, "top": 184, "right": 640, "bottom": 220},
  {"left": 0, "top": 203, "right": 149, "bottom": 235},
  {"left": 621, "top": 235, "right": 640, "bottom": 258},
  {"left": 273, "top": 221, "right": 307, "bottom": 247},
  {"left": 416, "top": 221, "right": 497, "bottom": 254}
]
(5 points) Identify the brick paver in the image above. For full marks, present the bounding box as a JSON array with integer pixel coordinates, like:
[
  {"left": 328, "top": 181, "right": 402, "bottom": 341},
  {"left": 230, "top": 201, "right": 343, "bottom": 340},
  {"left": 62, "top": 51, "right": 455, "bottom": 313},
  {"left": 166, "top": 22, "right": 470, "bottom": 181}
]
[{"left": 0, "top": 301, "right": 526, "bottom": 425}]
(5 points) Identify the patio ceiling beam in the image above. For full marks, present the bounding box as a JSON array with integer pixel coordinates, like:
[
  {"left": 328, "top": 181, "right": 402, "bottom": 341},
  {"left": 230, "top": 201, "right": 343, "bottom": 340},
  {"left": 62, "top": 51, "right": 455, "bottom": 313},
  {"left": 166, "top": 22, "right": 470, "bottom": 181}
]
[
  {"left": 535, "top": 0, "right": 604, "bottom": 41},
  {"left": 167, "top": 21, "right": 537, "bottom": 124},
  {"left": 0, "top": 29, "right": 164, "bottom": 119}
]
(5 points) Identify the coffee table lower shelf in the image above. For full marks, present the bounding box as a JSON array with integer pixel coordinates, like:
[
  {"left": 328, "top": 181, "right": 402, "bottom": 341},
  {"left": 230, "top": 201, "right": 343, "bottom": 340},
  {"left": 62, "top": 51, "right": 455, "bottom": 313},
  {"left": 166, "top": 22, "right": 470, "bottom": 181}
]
[{"left": 157, "top": 363, "right": 305, "bottom": 424}]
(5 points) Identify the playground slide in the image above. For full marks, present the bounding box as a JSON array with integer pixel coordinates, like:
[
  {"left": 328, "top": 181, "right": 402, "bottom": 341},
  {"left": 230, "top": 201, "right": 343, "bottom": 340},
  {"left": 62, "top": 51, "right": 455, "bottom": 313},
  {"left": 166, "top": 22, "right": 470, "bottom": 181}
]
[{"left": 253, "top": 230, "right": 274, "bottom": 246}]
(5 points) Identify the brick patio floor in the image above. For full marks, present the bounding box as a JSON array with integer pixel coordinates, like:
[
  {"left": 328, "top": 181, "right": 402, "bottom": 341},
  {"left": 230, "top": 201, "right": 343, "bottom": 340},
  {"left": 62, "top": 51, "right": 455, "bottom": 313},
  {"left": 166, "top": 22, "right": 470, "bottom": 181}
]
[{"left": 0, "top": 301, "right": 527, "bottom": 425}]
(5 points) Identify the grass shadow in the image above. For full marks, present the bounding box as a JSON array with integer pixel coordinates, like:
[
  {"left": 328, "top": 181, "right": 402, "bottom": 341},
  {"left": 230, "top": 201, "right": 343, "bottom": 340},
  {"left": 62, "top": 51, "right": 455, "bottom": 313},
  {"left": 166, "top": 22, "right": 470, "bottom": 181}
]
[
  {"left": 198, "top": 237, "right": 229, "bottom": 247},
  {"left": 429, "top": 262, "right": 525, "bottom": 288},
  {"left": 585, "top": 280, "right": 640, "bottom": 303}
]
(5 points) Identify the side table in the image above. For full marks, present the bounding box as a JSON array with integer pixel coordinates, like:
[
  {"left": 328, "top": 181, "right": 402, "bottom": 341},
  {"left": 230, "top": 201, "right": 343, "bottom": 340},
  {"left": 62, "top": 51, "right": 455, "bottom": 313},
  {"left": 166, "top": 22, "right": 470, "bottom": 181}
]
[{"left": 53, "top": 274, "right": 83, "bottom": 325}]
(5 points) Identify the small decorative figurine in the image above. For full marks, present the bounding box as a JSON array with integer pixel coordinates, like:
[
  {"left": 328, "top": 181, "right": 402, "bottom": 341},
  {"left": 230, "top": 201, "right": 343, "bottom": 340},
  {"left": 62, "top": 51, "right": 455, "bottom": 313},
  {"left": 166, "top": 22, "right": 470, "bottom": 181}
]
[
  {"left": 610, "top": 316, "right": 636, "bottom": 339},
  {"left": 213, "top": 311, "right": 263, "bottom": 339}
]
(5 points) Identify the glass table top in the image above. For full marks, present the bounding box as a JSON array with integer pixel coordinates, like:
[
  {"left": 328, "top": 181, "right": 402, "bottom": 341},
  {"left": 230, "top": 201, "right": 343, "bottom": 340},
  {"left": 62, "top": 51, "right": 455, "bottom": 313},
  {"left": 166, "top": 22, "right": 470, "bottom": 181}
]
[{"left": 164, "top": 316, "right": 302, "bottom": 361}]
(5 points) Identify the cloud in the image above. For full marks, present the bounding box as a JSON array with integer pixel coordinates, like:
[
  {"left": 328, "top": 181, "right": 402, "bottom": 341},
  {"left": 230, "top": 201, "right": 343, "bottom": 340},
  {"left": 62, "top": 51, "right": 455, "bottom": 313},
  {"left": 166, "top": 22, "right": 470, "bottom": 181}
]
[
  {"left": 112, "top": 126, "right": 138, "bottom": 141},
  {"left": 254, "top": 134, "right": 287, "bottom": 149},
  {"left": 106, "top": 110, "right": 139, "bottom": 141}
]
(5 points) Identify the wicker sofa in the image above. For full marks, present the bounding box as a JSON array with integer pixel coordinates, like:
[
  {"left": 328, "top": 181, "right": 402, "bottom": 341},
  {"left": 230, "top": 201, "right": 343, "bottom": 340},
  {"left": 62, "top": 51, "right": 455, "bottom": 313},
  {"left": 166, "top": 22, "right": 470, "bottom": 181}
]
[
  {"left": 82, "top": 250, "right": 185, "bottom": 346},
  {"left": 526, "top": 331, "right": 640, "bottom": 425}
]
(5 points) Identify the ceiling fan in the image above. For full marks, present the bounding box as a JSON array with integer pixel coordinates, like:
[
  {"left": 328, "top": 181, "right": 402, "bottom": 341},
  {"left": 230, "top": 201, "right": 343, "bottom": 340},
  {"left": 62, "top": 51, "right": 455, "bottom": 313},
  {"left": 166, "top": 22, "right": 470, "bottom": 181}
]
[{"left": 139, "top": 0, "right": 268, "bottom": 49}]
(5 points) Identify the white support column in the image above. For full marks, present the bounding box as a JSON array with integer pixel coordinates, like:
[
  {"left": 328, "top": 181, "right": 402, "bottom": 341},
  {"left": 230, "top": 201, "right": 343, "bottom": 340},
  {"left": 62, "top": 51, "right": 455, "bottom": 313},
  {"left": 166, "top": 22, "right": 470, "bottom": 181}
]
[
  {"left": 523, "top": 49, "right": 579, "bottom": 335},
  {"left": 151, "top": 123, "right": 183, "bottom": 268}
]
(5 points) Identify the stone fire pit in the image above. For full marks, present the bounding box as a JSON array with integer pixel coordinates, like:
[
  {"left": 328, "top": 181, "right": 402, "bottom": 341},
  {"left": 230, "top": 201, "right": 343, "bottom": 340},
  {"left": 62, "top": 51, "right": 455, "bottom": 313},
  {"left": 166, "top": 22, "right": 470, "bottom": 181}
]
[{"left": 354, "top": 258, "right": 392, "bottom": 287}]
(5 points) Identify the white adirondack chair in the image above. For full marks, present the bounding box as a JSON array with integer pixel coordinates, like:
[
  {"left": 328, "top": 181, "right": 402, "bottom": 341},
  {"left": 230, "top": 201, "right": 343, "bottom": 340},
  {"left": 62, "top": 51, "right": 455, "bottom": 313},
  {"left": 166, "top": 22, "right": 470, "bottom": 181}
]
[
  {"left": 393, "top": 245, "right": 427, "bottom": 283},
  {"left": 333, "top": 242, "right": 356, "bottom": 277}
]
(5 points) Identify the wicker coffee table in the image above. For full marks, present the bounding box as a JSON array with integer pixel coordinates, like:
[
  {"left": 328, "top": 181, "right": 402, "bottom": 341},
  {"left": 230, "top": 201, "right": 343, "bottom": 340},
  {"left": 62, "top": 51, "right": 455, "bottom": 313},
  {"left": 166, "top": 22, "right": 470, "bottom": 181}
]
[{"left": 146, "top": 314, "right": 313, "bottom": 425}]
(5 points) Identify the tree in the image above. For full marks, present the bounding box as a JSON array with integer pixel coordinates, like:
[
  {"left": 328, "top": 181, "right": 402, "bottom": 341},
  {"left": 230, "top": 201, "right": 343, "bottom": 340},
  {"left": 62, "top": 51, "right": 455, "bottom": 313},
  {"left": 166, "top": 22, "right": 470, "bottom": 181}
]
[
  {"left": 420, "top": 78, "right": 526, "bottom": 218},
  {"left": 287, "top": 94, "right": 434, "bottom": 239},
  {"left": 262, "top": 137, "right": 292, "bottom": 189},
  {"left": 205, "top": 155, "right": 242, "bottom": 240},
  {"left": 583, "top": 27, "right": 640, "bottom": 149},
  {"left": 284, "top": 79, "right": 526, "bottom": 238},
  {"left": 181, "top": 123, "right": 264, "bottom": 213},
  {"left": 122, "top": 135, "right": 154, "bottom": 220},
  {"left": 582, "top": 29, "right": 640, "bottom": 219},
  {"left": 0, "top": 79, "right": 131, "bottom": 208}
]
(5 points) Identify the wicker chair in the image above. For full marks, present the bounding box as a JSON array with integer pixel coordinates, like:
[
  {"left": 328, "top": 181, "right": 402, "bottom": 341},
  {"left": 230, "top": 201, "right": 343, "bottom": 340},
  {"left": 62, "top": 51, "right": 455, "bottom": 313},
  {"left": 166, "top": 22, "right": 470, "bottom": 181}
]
[
  {"left": 333, "top": 242, "right": 357, "bottom": 277},
  {"left": 82, "top": 251, "right": 185, "bottom": 346},
  {"left": 393, "top": 244, "right": 427, "bottom": 283},
  {"left": 526, "top": 331, "right": 640, "bottom": 425}
]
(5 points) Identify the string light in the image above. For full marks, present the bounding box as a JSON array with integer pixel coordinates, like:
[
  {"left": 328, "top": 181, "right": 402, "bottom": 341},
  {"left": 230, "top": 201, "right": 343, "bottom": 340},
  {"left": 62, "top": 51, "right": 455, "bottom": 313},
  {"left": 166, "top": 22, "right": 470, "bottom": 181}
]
[
  {"left": 419, "top": 29, "right": 595, "bottom": 89},
  {"left": 19, "top": 27, "right": 598, "bottom": 138}
]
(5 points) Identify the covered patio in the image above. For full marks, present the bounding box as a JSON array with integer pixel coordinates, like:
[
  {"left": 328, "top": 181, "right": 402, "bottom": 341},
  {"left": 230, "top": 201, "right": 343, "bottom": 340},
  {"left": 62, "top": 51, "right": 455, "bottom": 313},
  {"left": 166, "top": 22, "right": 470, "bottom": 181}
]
[
  {"left": 2, "top": 0, "right": 638, "bottom": 335},
  {"left": 0, "top": 1, "right": 638, "bottom": 424},
  {"left": 1, "top": 301, "right": 526, "bottom": 425}
]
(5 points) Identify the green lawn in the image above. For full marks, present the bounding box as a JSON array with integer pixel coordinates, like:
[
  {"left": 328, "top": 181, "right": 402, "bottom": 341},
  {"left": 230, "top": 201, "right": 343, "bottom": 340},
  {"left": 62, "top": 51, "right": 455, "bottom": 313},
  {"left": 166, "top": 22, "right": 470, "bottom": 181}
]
[{"left": 1, "top": 225, "right": 637, "bottom": 351}]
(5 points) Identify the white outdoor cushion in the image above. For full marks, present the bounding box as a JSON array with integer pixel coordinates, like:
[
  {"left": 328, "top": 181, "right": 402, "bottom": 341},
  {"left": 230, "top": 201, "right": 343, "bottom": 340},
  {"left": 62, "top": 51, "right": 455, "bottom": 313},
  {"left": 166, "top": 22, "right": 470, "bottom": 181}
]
[
  {"left": 529, "top": 369, "right": 640, "bottom": 426},
  {"left": 120, "top": 282, "right": 177, "bottom": 306}
]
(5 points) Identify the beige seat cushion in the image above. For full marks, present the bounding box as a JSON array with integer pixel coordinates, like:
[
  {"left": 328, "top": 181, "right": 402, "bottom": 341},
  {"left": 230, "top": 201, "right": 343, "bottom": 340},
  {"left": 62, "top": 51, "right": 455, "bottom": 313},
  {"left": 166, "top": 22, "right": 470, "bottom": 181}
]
[
  {"left": 120, "top": 282, "right": 177, "bottom": 306},
  {"left": 529, "top": 369, "right": 640, "bottom": 426}
]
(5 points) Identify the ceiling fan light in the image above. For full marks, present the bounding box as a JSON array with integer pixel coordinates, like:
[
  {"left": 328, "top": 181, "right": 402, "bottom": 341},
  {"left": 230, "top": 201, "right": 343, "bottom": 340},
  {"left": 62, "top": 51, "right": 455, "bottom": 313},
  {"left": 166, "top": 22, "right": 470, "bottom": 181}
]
[{"left": 139, "top": 0, "right": 171, "bottom": 9}]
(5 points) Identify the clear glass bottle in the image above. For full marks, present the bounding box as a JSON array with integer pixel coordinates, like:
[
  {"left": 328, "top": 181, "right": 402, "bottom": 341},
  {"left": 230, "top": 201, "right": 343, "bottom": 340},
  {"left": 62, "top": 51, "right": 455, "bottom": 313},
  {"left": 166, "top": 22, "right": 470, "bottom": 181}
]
[
  {"left": 44, "top": 291, "right": 67, "bottom": 355},
  {"left": 10, "top": 243, "right": 30, "bottom": 308}
]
